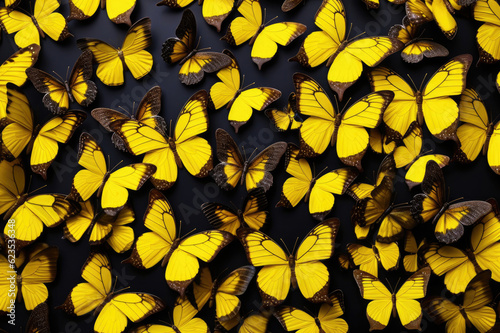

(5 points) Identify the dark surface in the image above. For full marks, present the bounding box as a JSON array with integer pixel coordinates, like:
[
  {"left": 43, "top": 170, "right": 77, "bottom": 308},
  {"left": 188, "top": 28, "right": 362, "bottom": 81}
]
[{"left": 1, "top": 0, "right": 500, "bottom": 332}]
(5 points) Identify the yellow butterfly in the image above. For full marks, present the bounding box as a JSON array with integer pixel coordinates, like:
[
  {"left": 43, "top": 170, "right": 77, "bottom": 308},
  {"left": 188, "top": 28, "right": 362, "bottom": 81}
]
[
  {"left": 58, "top": 252, "right": 165, "bottom": 333},
  {"left": 276, "top": 143, "right": 358, "bottom": 221},
  {"left": 77, "top": 17, "right": 152, "bottom": 86},
  {"left": 26, "top": 50, "right": 97, "bottom": 115},
  {"left": 406, "top": 0, "right": 459, "bottom": 39},
  {"left": 0, "top": 0, "right": 71, "bottom": 48},
  {"left": 294, "top": 73, "right": 393, "bottom": 170},
  {"left": 275, "top": 290, "right": 349, "bottom": 333},
  {"left": 369, "top": 127, "right": 396, "bottom": 155},
  {"left": 411, "top": 160, "right": 492, "bottom": 244},
  {"left": 237, "top": 219, "right": 339, "bottom": 307},
  {"left": 123, "top": 189, "right": 233, "bottom": 297},
  {"left": 222, "top": 0, "right": 306, "bottom": 69},
  {"left": 0, "top": 243, "right": 58, "bottom": 313},
  {"left": 393, "top": 123, "right": 450, "bottom": 189},
  {"left": 210, "top": 50, "right": 281, "bottom": 133},
  {"left": 265, "top": 93, "right": 302, "bottom": 132},
  {"left": 108, "top": 90, "right": 213, "bottom": 191},
  {"left": 92, "top": 85, "right": 164, "bottom": 152},
  {"left": 362, "top": 0, "right": 406, "bottom": 8},
  {"left": 67, "top": 0, "right": 136, "bottom": 25},
  {"left": 67, "top": 132, "right": 156, "bottom": 216},
  {"left": 132, "top": 297, "right": 209, "bottom": 333},
  {"left": 0, "top": 44, "right": 40, "bottom": 118},
  {"left": 474, "top": 0, "right": 500, "bottom": 64},
  {"left": 162, "top": 9, "right": 232, "bottom": 85},
  {"left": 423, "top": 270, "right": 496, "bottom": 333},
  {"left": 354, "top": 267, "right": 431, "bottom": 331},
  {"left": 0, "top": 84, "right": 87, "bottom": 179},
  {"left": 454, "top": 88, "right": 500, "bottom": 175},
  {"left": 202, "top": 188, "right": 269, "bottom": 236},
  {"left": 389, "top": 16, "right": 449, "bottom": 63},
  {"left": 347, "top": 241, "right": 400, "bottom": 277},
  {"left": 403, "top": 231, "right": 425, "bottom": 273},
  {"left": 239, "top": 311, "right": 271, "bottom": 333},
  {"left": 64, "top": 201, "right": 135, "bottom": 253},
  {"left": 0, "top": 158, "right": 25, "bottom": 217},
  {"left": 211, "top": 128, "right": 287, "bottom": 192},
  {"left": 368, "top": 55, "right": 472, "bottom": 142},
  {"left": 422, "top": 198, "right": 500, "bottom": 294}
]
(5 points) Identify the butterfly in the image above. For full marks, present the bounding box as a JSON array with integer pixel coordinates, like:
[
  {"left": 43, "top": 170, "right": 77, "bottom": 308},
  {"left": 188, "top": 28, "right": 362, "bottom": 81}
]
[
  {"left": 276, "top": 143, "right": 358, "bottom": 221},
  {"left": 352, "top": 175, "right": 418, "bottom": 244},
  {"left": 239, "top": 311, "right": 271, "bottom": 333},
  {"left": 403, "top": 231, "right": 425, "bottom": 273},
  {"left": 474, "top": 0, "right": 500, "bottom": 65},
  {"left": 0, "top": 0, "right": 71, "bottom": 48},
  {"left": 92, "top": 85, "right": 164, "bottom": 152},
  {"left": 26, "top": 302, "right": 50, "bottom": 333},
  {"left": 363, "top": 0, "right": 406, "bottom": 8},
  {"left": 389, "top": 16, "right": 449, "bottom": 63},
  {"left": 222, "top": 0, "right": 306, "bottom": 70},
  {"left": 77, "top": 17, "right": 152, "bottom": 86},
  {"left": 294, "top": 73, "right": 393, "bottom": 170},
  {"left": 58, "top": 252, "right": 165, "bottom": 333},
  {"left": 132, "top": 297, "right": 209, "bottom": 333},
  {"left": 423, "top": 270, "right": 496, "bottom": 333},
  {"left": 67, "top": 0, "right": 136, "bottom": 25},
  {"left": 275, "top": 290, "right": 349, "bottom": 333},
  {"left": 67, "top": 132, "right": 156, "bottom": 216},
  {"left": 210, "top": 49, "right": 281, "bottom": 133},
  {"left": 354, "top": 267, "right": 431, "bottom": 331},
  {"left": 0, "top": 158, "right": 25, "bottom": 217},
  {"left": 211, "top": 128, "right": 287, "bottom": 192},
  {"left": 0, "top": 44, "right": 40, "bottom": 117},
  {"left": 264, "top": 93, "right": 302, "bottom": 132},
  {"left": 123, "top": 189, "right": 233, "bottom": 297},
  {"left": 64, "top": 201, "right": 135, "bottom": 253},
  {"left": 453, "top": 88, "right": 500, "bottom": 175},
  {"left": 369, "top": 127, "right": 396, "bottom": 155},
  {"left": 0, "top": 243, "right": 58, "bottom": 313},
  {"left": 411, "top": 160, "right": 492, "bottom": 244},
  {"left": 422, "top": 198, "right": 500, "bottom": 294},
  {"left": 368, "top": 55, "right": 472, "bottom": 142},
  {"left": 26, "top": 50, "right": 97, "bottom": 115},
  {"left": 108, "top": 90, "right": 213, "bottom": 191},
  {"left": 347, "top": 241, "right": 400, "bottom": 277},
  {"left": 201, "top": 188, "right": 269, "bottom": 236},
  {"left": 0, "top": 84, "right": 87, "bottom": 179},
  {"left": 162, "top": 9, "right": 232, "bottom": 85},
  {"left": 406, "top": 0, "right": 459, "bottom": 39},
  {"left": 237, "top": 219, "right": 339, "bottom": 307},
  {"left": 393, "top": 123, "right": 450, "bottom": 189}
]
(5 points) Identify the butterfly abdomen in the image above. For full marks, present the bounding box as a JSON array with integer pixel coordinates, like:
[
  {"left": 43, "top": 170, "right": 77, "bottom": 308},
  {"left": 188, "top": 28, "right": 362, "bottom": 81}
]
[
  {"left": 97, "top": 172, "right": 112, "bottom": 198},
  {"left": 416, "top": 91, "right": 424, "bottom": 125},
  {"left": 304, "top": 178, "right": 316, "bottom": 203},
  {"left": 289, "top": 255, "right": 297, "bottom": 289},
  {"left": 30, "top": 15, "right": 45, "bottom": 39},
  {"left": 64, "top": 81, "right": 75, "bottom": 103},
  {"left": 483, "top": 123, "right": 495, "bottom": 155},
  {"left": 241, "top": 161, "right": 249, "bottom": 185},
  {"left": 249, "top": 25, "right": 265, "bottom": 46},
  {"left": 466, "top": 250, "right": 483, "bottom": 274},
  {"left": 315, "top": 317, "right": 325, "bottom": 333},
  {"left": 391, "top": 294, "right": 397, "bottom": 317},
  {"left": 161, "top": 238, "right": 181, "bottom": 267},
  {"left": 432, "top": 202, "right": 451, "bottom": 224},
  {"left": 326, "top": 40, "right": 347, "bottom": 67},
  {"left": 167, "top": 137, "right": 183, "bottom": 168}
]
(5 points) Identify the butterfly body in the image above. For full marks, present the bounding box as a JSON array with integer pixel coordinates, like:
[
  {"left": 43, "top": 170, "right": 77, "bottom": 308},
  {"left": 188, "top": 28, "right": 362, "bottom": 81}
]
[{"left": 160, "top": 237, "right": 181, "bottom": 267}]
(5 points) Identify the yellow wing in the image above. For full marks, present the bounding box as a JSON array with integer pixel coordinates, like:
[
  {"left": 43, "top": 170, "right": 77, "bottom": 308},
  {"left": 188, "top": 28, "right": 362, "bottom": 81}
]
[
  {"left": 369, "top": 127, "right": 396, "bottom": 154},
  {"left": 0, "top": 158, "right": 24, "bottom": 215},
  {"left": 290, "top": 0, "right": 346, "bottom": 67},
  {"left": 104, "top": 0, "right": 136, "bottom": 25},
  {"left": 426, "top": 0, "right": 458, "bottom": 39},
  {"left": 335, "top": 91, "right": 393, "bottom": 170},
  {"left": 77, "top": 18, "right": 152, "bottom": 86},
  {"left": 293, "top": 72, "right": 337, "bottom": 158},
  {"left": 165, "top": 230, "right": 233, "bottom": 297},
  {"left": 239, "top": 311, "right": 271, "bottom": 333},
  {"left": 403, "top": 231, "right": 425, "bottom": 273},
  {"left": 245, "top": 141, "right": 287, "bottom": 191},
  {"left": 0, "top": 44, "right": 39, "bottom": 116},
  {"left": 31, "top": 111, "right": 86, "bottom": 179},
  {"left": 210, "top": 49, "right": 240, "bottom": 110},
  {"left": 317, "top": 290, "right": 349, "bottom": 333},
  {"left": 405, "top": 154, "right": 450, "bottom": 189},
  {"left": 124, "top": 190, "right": 177, "bottom": 269},
  {"left": 251, "top": 22, "right": 306, "bottom": 70},
  {"left": 411, "top": 161, "right": 446, "bottom": 223},
  {"left": 474, "top": 0, "right": 500, "bottom": 64},
  {"left": 275, "top": 307, "right": 320, "bottom": 332},
  {"left": 328, "top": 36, "right": 403, "bottom": 101},
  {"left": 265, "top": 93, "right": 303, "bottom": 132},
  {"left": 214, "top": 265, "right": 255, "bottom": 321},
  {"left": 202, "top": 0, "right": 234, "bottom": 31},
  {"left": 6, "top": 194, "right": 78, "bottom": 252},
  {"left": 0, "top": 0, "right": 71, "bottom": 48},
  {"left": 211, "top": 128, "right": 244, "bottom": 191},
  {"left": 221, "top": 0, "right": 261, "bottom": 46},
  {"left": 237, "top": 228, "right": 290, "bottom": 307},
  {"left": 67, "top": 0, "right": 99, "bottom": 21},
  {"left": 1, "top": 84, "right": 33, "bottom": 160},
  {"left": 487, "top": 121, "right": 500, "bottom": 174}
]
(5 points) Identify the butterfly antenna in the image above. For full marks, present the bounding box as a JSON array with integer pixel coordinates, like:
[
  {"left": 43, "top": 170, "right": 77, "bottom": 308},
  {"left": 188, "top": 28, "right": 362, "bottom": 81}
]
[
  {"left": 107, "top": 155, "right": 111, "bottom": 171},
  {"left": 449, "top": 197, "right": 464, "bottom": 205},
  {"left": 263, "top": 8, "right": 267, "bottom": 24},
  {"left": 52, "top": 70, "right": 65, "bottom": 83},
  {"left": 196, "top": 36, "right": 202, "bottom": 50},
  {"left": 113, "top": 286, "right": 131, "bottom": 294},
  {"left": 291, "top": 237, "right": 299, "bottom": 255},
  {"left": 241, "top": 81, "right": 256, "bottom": 91},
  {"left": 28, "top": 184, "right": 47, "bottom": 196},
  {"left": 66, "top": 66, "right": 70, "bottom": 81},
  {"left": 229, "top": 201, "right": 239, "bottom": 212},
  {"left": 394, "top": 277, "right": 402, "bottom": 292},
  {"left": 334, "top": 95, "right": 340, "bottom": 115},
  {"left": 242, "top": 145, "right": 248, "bottom": 162},
  {"left": 347, "top": 23, "right": 353, "bottom": 40},
  {"left": 264, "top": 15, "right": 279, "bottom": 27},
  {"left": 248, "top": 147, "right": 259, "bottom": 162},
  {"left": 385, "top": 277, "right": 394, "bottom": 294},
  {"left": 181, "top": 228, "right": 198, "bottom": 240},
  {"left": 280, "top": 238, "right": 292, "bottom": 255},
  {"left": 349, "top": 31, "right": 366, "bottom": 43},
  {"left": 169, "top": 119, "right": 173, "bottom": 137},
  {"left": 419, "top": 73, "right": 428, "bottom": 92},
  {"left": 26, "top": 175, "right": 33, "bottom": 193},
  {"left": 315, "top": 166, "right": 329, "bottom": 179},
  {"left": 406, "top": 74, "right": 419, "bottom": 92},
  {"left": 110, "top": 160, "right": 124, "bottom": 173},
  {"left": 118, "top": 105, "right": 132, "bottom": 118},
  {"left": 339, "top": 97, "right": 352, "bottom": 115},
  {"left": 112, "top": 276, "right": 118, "bottom": 293}
]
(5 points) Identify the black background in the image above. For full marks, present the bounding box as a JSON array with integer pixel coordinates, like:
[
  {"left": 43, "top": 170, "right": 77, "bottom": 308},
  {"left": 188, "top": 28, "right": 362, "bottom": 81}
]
[{"left": 1, "top": 0, "right": 500, "bottom": 332}]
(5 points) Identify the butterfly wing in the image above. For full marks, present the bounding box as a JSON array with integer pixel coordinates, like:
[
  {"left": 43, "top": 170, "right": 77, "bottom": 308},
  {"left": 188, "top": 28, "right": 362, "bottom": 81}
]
[
  {"left": 210, "top": 49, "right": 240, "bottom": 110},
  {"left": 0, "top": 7, "right": 39, "bottom": 47},
  {"left": 317, "top": 290, "right": 349, "bottom": 333},
  {"left": 33, "top": 0, "right": 71, "bottom": 44},
  {"left": 121, "top": 18, "right": 153, "bottom": 81},
  {"left": 161, "top": 9, "right": 195, "bottom": 64},
  {"left": 237, "top": 228, "right": 290, "bottom": 307},
  {"left": 241, "top": 188, "right": 269, "bottom": 230},
  {"left": 63, "top": 201, "right": 95, "bottom": 243},
  {"left": 174, "top": 90, "right": 213, "bottom": 178},
  {"left": 97, "top": 204, "right": 135, "bottom": 253},
  {"left": 76, "top": 38, "right": 122, "bottom": 86},
  {"left": 487, "top": 121, "right": 500, "bottom": 174},
  {"left": 105, "top": 0, "right": 136, "bottom": 25},
  {"left": 411, "top": 161, "right": 446, "bottom": 223},
  {"left": 251, "top": 22, "right": 306, "bottom": 69},
  {"left": 265, "top": 93, "right": 302, "bottom": 131},
  {"left": 25, "top": 68, "right": 68, "bottom": 115},
  {"left": 68, "top": 50, "right": 98, "bottom": 107},
  {"left": 275, "top": 307, "right": 317, "bottom": 332},
  {"left": 67, "top": 0, "right": 99, "bottom": 21},
  {"left": 215, "top": 265, "right": 255, "bottom": 321},
  {"left": 31, "top": 111, "right": 87, "bottom": 179},
  {"left": 474, "top": 0, "right": 500, "bottom": 64},
  {"left": 352, "top": 176, "right": 393, "bottom": 228},
  {"left": 180, "top": 51, "right": 233, "bottom": 85},
  {"left": 202, "top": 202, "right": 241, "bottom": 236},
  {"left": 221, "top": 0, "right": 261, "bottom": 46},
  {"left": 202, "top": 0, "right": 234, "bottom": 31},
  {"left": 328, "top": 37, "right": 403, "bottom": 101},
  {"left": 211, "top": 128, "right": 244, "bottom": 190},
  {"left": 290, "top": 0, "right": 346, "bottom": 67},
  {"left": 405, "top": 155, "right": 450, "bottom": 189},
  {"left": 26, "top": 302, "right": 50, "bottom": 333},
  {"left": 336, "top": 91, "right": 393, "bottom": 170},
  {"left": 426, "top": 0, "right": 457, "bottom": 39},
  {"left": 0, "top": 159, "right": 24, "bottom": 215},
  {"left": 245, "top": 141, "right": 287, "bottom": 191},
  {"left": 293, "top": 73, "right": 337, "bottom": 158}
]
